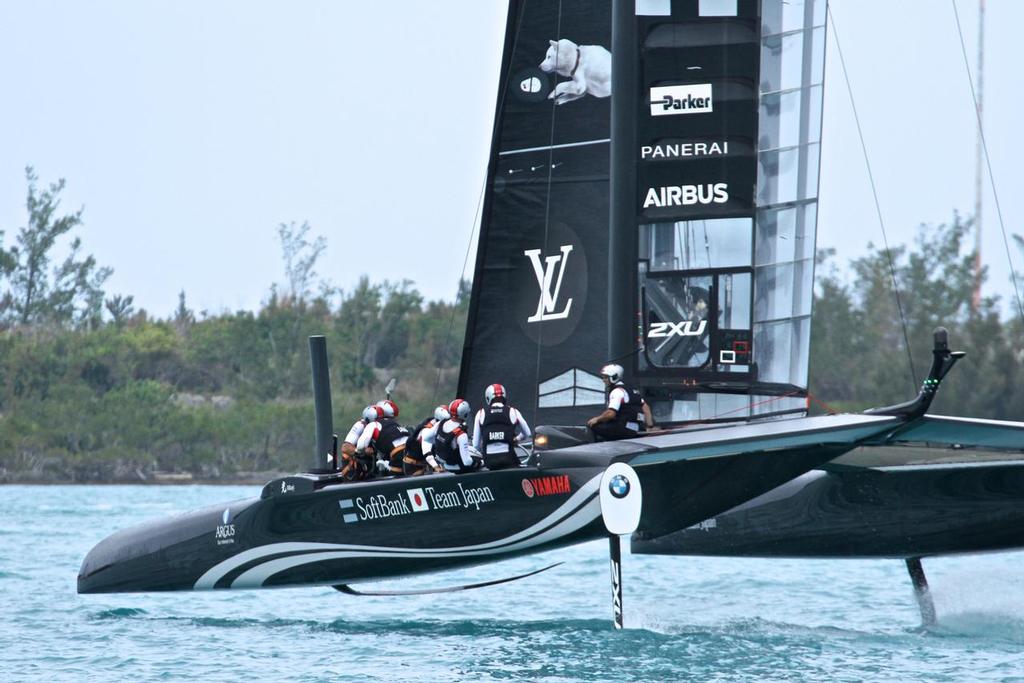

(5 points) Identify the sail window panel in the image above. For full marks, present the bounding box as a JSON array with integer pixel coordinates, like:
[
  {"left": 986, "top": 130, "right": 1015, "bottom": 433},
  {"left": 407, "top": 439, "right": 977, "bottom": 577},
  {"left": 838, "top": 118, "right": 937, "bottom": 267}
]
[
  {"left": 758, "top": 85, "right": 823, "bottom": 151},
  {"left": 700, "top": 392, "right": 751, "bottom": 420},
  {"left": 754, "top": 262, "right": 795, "bottom": 322},
  {"left": 640, "top": 219, "right": 753, "bottom": 272},
  {"left": 757, "top": 143, "right": 821, "bottom": 206},
  {"left": 753, "top": 319, "right": 793, "bottom": 385},
  {"left": 717, "top": 272, "right": 752, "bottom": 329},
  {"left": 754, "top": 258, "right": 813, "bottom": 322},
  {"left": 762, "top": 0, "right": 826, "bottom": 38},
  {"left": 750, "top": 395, "right": 807, "bottom": 416},
  {"left": 641, "top": 274, "right": 712, "bottom": 369},
  {"left": 789, "top": 315, "right": 812, "bottom": 387},
  {"left": 759, "top": 27, "right": 825, "bottom": 94},
  {"left": 755, "top": 203, "right": 817, "bottom": 267}
]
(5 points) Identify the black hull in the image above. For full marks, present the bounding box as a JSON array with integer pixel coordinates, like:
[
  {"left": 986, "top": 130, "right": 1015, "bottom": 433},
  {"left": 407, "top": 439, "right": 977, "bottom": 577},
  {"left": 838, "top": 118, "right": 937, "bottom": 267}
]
[
  {"left": 78, "top": 413, "right": 903, "bottom": 593},
  {"left": 633, "top": 447, "right": 1024, "bottom": 559},
  {"left": 78, "top": 466, "right": 607, "bottom": 593}
]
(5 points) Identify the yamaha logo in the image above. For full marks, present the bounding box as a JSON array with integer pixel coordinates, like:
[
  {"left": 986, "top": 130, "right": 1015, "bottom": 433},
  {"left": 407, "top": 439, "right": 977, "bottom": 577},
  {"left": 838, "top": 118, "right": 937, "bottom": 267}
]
[
  {"left": 649, "top": 84, "right": 713, "bottom": 116},
  {"left": 643, "top": 183, "right": 728, "bottom": 209},
  {"left": 608, "top": 474, "right": 630, "bottom": 499}
]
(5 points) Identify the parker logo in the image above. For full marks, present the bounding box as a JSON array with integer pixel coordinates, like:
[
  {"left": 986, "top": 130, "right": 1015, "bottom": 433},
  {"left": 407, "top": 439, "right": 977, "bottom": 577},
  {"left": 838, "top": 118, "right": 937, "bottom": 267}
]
[
  {"left": 648, "top": 320, "right": 707, "bottom": 338},
  {"left": 643, "top": 183, "right": 728, "bottom": 209},
  {"left": 649, "top": 84, "right": 713, "bottom": 116},
  {"left": 523, "top": 474, "right": 571, "bottom": 498},
  {"left": 524, "top": 245, "right": 574, "bottom": 323},
  {"left": 640, "top": 141, "right": 728, "bottom": 160}
]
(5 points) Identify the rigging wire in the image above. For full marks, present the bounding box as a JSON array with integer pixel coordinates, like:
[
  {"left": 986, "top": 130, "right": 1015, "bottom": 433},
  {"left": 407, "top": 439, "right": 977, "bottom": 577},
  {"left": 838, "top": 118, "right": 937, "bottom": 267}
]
[
  {"left": 433, "top": 175, "right": 488, "bottom": 402},
  {"left": 532, "top": 0, "right": 565, "bottom": 429},
  {"left": 827, "top": 5, "right": 919, "bottom": 389},
  {"left": 433, "top": 4, "right": 530, "bottom": 405},
  {"left": 950, "top": 0, "right": 1024, "bottom": 322}
]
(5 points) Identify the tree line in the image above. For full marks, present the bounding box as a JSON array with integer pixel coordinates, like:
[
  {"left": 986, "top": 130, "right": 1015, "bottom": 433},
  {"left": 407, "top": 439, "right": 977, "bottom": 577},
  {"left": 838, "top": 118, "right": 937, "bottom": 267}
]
[{"left": 0, "top": 169, "right": 1020, "bottom": 481}]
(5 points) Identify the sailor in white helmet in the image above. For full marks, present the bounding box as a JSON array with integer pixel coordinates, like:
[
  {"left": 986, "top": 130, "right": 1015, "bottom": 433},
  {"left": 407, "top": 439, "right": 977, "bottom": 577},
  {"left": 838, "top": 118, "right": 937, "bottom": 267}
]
[
  {"left": 586, "top": 363, "right": 655, "bottom": 441},
  {"left": 403, "top": 404, "right": 450, "bottom": 476},
  {"left": 339, "top": 405, "right": 383, "bottom": 480},
  {"left": 472, "top": 383, "right": 531, "bottom": 470},
  {"left": 431, "top": 398, "right": 481, "bottom": 474},
  {"left": 357, "top": 399, "right": 409, "bottom": 476}
]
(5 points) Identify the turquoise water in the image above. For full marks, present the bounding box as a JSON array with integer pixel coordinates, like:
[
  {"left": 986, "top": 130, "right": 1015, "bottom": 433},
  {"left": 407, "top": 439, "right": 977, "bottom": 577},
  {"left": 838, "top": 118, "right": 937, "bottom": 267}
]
[{"left": 3, "top": 485, "right": 1024, "bottom": 682}]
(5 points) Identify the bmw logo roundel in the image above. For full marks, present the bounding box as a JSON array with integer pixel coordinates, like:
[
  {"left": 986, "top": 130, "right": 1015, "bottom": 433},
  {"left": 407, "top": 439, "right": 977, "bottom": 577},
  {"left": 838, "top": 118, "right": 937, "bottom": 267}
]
[{"left": 608, "top": 474, "right": 631, "bottom": 499}]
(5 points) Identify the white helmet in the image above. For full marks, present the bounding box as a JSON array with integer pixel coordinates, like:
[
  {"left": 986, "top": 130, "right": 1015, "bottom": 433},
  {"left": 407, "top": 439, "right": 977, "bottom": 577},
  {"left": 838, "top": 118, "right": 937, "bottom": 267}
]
[
  {"left": 433, "top": 404, "right": 451, "bottom": 421},
  {"left": 376, "top": 399, "right": 399, "bottom": 419},
  {"left": 599, "top": 363, "right": 624, "bottom": 384},
  {"left": 484, "top": 383, "right": 507, "bottom": 405},
  {"left": 362, "top": 405, "right": 381, "bottom": 422},
  {"left": 447, "top": 398, "right": 471, "bottom": 421}
]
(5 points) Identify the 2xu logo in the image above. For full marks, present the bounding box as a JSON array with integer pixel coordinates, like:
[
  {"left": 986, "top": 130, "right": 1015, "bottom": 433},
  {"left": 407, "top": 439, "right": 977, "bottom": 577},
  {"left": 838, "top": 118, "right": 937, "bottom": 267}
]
[
  {"left": 524, "top": 244, "right": 573, "bottom": 323},
  {"left": 643, "top": 184, "right": 728, "bottom": 209},
  {"left": 648, "top": 320, "right": 707, "bottom": 339}
]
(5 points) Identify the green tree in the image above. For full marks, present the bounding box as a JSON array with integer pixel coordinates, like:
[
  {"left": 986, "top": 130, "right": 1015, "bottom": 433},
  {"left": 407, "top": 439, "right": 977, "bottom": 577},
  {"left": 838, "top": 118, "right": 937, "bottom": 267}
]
[{"left": 0, "top": 167, "right": 111, "bottom": 328}]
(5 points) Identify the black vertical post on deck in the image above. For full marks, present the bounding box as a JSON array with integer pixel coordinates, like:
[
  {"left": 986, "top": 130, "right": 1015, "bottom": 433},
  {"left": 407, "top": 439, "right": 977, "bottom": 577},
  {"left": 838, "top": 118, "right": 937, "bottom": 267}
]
[
  {"left": 308, "top": 335, "right": 334, "bottom": 472},
  {"left": 609, "top": 0, "right": 638, "bottom": 370}
]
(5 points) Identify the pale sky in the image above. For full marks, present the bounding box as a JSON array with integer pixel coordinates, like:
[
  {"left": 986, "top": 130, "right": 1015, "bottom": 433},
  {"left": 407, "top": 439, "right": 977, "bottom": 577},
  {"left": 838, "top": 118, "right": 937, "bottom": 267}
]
[{"left": 0, "top": 0, "right": 1020, "bottom": 318}]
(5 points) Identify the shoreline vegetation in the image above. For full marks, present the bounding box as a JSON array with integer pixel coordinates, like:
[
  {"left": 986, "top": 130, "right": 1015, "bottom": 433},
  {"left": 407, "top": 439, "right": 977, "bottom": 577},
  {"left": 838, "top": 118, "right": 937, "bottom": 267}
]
[{"left": 1, "top": 169, "right": 1022, "bottom": 484}]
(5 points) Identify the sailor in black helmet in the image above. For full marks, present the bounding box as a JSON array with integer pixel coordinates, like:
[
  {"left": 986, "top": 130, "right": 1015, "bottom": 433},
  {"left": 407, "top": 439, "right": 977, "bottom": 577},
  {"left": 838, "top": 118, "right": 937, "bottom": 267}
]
[
  {"left": 471, "top": 383, "right": 531, "bottom": 470},
  {"left": 586, "top": 363, "right": 655, "bottom": 441},
  {"left": 431, "top": 399, "right": 481, "bottom": 474}
]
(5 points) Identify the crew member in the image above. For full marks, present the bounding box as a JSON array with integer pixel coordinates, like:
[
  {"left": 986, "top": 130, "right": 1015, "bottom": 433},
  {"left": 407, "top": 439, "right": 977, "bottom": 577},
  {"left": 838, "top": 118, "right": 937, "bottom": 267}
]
[
  {"left": 403, "top": 404, "right": 450, "bottom": 476},
  {"left": 472, "top": 383, "right": 531, "bottom": 470},
  {"left": 339, "top": 405, "right": 381, "bottom": 480},
  {"left": 432, "top": 399, "right": 481, "bottom": 474},
  {"left": 356, "top": 401, "right": 410, "bottom": 477},
  {"left": 586, "top": 364, "right": 655, "bottom": 441}
]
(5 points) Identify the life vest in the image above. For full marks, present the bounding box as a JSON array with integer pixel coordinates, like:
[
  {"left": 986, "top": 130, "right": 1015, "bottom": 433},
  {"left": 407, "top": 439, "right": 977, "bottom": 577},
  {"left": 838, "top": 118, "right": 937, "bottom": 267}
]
[
  {"left": 432, "top": 419, "right": 467, "bottom": 469},
  {"left": 405, "top": 416, "right": 435, "bottom": 462},
  {"left": 609, "top": 384, "right": 646, "bottom": 433},
  {"left": 481, "top": 403, "right": 515, "bottom": 455},
  {"left": 373, "top": 418, "right": 409, "bottom": 457}
]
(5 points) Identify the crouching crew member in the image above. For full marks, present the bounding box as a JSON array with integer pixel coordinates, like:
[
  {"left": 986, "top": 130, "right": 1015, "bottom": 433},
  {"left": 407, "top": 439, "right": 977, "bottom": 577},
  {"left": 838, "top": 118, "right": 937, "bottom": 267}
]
[
  {"left": 340, "top": 405, "right": 382, "bottom": 480},
  {"left": 356, "top": 400, "right": 410, "bottom": 476},
  {"left": 586, "top": 364, "right": 655, "bottom": 441},
  {"left": 472, "top": 383, "right": 531, "bottom": 470},
  {"left": 432, "top": 399, "right": 481, "bottom": 474},
  {"left": 403, "top": 404, "right": 450, "bottom": 476}
]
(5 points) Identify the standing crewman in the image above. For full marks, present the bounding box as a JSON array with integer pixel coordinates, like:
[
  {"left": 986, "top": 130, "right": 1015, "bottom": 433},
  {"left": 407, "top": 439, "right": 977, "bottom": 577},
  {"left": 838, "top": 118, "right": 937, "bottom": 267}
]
[
  {"left": 403, "top": 404, "right": 450, "bottom": 476},
  {"left": 357, "top": 400, "right": 410, "bottom": 476},
  {"left": 339, "top": 405, "right": 382, "bottom": 480},
  {"left": 586, "top": 364, "right": 655, "bottom": 441},
  {"left": 431, "top": 399, "right": 481, "bottom": 474},
  {"left": 472, "top": 383, "right": 531, "bottom": 470}
]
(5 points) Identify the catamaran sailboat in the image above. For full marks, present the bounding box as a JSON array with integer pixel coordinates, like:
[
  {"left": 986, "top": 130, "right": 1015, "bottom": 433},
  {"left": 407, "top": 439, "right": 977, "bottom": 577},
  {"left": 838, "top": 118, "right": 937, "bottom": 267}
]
[{"left": 78, "top": 0, "right": 1024, "bottom": 628}]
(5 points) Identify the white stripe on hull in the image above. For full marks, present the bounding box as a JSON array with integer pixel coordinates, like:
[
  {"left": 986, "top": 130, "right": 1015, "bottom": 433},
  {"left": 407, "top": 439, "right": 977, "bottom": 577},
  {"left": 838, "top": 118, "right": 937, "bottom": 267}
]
[{"left": 194, "top": 474, "right": 602, "bottom": 590}]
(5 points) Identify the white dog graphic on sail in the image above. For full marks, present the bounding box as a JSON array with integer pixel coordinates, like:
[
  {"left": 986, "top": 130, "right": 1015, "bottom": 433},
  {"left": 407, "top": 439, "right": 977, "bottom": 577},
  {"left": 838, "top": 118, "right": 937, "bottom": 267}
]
[{"left": 539, "top": 38, "right": 611, "bottom": 105}]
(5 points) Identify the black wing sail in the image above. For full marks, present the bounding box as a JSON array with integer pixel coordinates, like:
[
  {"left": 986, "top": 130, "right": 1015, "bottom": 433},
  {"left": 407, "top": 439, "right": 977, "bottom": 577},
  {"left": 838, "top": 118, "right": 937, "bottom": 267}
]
[{"left": 458, "top": 0, "right": 614, "bottom": 426}]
